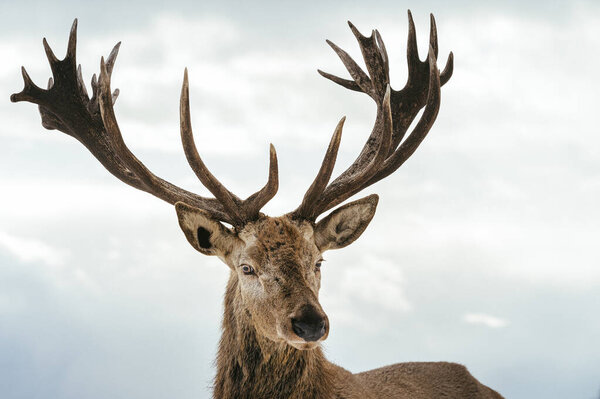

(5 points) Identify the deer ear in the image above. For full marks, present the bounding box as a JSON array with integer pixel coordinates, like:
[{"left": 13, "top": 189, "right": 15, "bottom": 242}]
[
  {"left": 175, "top": 202, "right": 239, "bottom": 257},
  {"left": 314, "top": 194, "right": 379, "bottom": 251}
]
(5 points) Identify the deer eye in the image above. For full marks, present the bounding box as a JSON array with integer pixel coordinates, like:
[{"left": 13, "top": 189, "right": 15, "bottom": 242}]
[
  {"left": 315, "top": 259, "right": 324, "bottom": 271},
  {"left": 241, "top": 264, "right": 255, "bottom": 275}
]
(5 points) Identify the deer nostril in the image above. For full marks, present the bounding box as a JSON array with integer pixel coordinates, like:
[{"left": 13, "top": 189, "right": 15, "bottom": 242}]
[
  {"left": 291, "top": 319, "right": 305, "bottom": 338},
  {"left": 291, "top": 317, "right": 327, "bottom": 342},
  {"left": 318, "top": 320, "right": 326, "bottom": 334}
]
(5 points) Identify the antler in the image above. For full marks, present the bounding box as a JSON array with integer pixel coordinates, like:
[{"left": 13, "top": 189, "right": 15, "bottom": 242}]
[
  {"left": 11, "top": 20, "right": 278, "bottom": 228},
  {"left": 293, "top": 11, "right": 454, "bottom": 221}
]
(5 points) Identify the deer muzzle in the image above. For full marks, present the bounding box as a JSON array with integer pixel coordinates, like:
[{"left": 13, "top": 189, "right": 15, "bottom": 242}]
[{"left": 290, "top": 304, "right": 329, "bottom": 342}]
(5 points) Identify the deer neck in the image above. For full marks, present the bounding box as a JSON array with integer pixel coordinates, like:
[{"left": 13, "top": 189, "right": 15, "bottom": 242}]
[{"left": 213, "top": 272, "right": 335, "bottom": 399}]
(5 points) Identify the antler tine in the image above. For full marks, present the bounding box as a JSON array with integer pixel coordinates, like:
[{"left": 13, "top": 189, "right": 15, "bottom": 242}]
[
  {"left": 374, "top": 29, "right": 389, "bottom": 77},
  {"left": 243, "top": 144, "right": 279, "bottom": 218},
  {"left": 96, "top": 56, "right": 160, "bottom": 187},
  {"left": 42, "top": 38, "right": 60, "bottom": 69},
  {"left": 77, "top": 65, "right": 88, "bottom": 99},
  {"left": 296, "top": 11, "right": 452, "bottom": 221},
  {"left": 294, "top": 117, "right": 345, "bottom": 220},
  {"left": 180, "top": 69, "right": 280, "bottom": 225},
  {"left": 90, "top": 73, "right": 98, "bottom": 100},
  {"left": 428, "top": 13, "right": 455, "bottom": 86},
  {"left": 440, "top": 51, "right": 454, "bottom": 86},
  {"left": 348, "top": 22, "right": 388, "bottom": 101},
  {"left": 11, "top": 67, "right": 45, "bottom": 104},
  {"left": 406, "top": 10, "right": 420, "bottom": 67},
  {"left": 66, "top": 19, "right": 77, "bottom": 63},
  {"left": 325, "top": 39, "right": 373, "bottom": 96},
  {"left": 317, "top": 69, "right": 360, "bottom": 92},
  {"left": 12, "top": 19, "right": 281, "bottom": 227},
  {"left": 369, "top": 46, "right": 441, "bottom": 185},
  {"left": 179, "top": 69, "right": 244, "bottom": 225},
  {"left": 307, "top": 85, "right": 394, "bottom": 216},
  {"left": 429, "top": 13, "right": 439, "bottom": 58},
  {"left": 105, "top": 41, "right": 121, "bottom": 76}
]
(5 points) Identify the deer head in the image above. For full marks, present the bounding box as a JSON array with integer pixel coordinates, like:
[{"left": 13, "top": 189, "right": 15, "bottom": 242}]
[{"left": 11, "top": 12, "right": 453, "bottom": 350}]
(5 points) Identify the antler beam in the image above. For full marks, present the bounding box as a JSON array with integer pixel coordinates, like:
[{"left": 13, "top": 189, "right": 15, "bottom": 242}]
[
  {"left": 293, "top": 11, "right": 454, "bottom": 221},
  {"left": 11, "top": 20, "right": 278, "bottom": 227}
]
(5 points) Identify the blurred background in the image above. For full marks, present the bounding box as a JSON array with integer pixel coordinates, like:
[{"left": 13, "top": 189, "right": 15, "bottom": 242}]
[{"left": 1, "top": 1, "right": 599, "bottom": 398}]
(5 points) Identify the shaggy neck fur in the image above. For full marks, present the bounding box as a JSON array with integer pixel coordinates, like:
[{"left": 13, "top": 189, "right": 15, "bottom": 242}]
[{"left": 213, "top": 273, "right": 335, "bottom": 399}]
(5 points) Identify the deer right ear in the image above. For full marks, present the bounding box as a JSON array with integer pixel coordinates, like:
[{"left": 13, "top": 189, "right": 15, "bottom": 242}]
[{"left": 175, "top": 202, "right": 239, "bottom": 257}]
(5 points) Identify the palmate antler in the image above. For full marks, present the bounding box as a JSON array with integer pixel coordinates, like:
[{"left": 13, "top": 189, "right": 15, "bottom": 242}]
[
  {"left": 11, "top": 20, "right": 278, "bottom": 227},
  {"left": 293, "top": 11, "right": 453, "bottom": 221}
]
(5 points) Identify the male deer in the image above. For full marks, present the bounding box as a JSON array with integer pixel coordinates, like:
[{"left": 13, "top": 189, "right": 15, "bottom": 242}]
[{"left": 12, "top": 11, "right": 503, "bottom": 399}]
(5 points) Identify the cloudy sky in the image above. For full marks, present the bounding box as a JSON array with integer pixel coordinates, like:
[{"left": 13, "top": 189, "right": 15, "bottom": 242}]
[{"left": 1, "top": 1, "right": 599, "bottom": 398}]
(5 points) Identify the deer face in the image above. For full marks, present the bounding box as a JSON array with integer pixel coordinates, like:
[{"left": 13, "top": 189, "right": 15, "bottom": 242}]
[{"left": 175, "top": 195, "right": 378, "bottom": 350}]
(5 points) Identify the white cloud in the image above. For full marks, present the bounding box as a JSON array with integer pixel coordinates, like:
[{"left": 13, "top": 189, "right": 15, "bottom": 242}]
[
  {"left": 0, "top": 230, "right": 68, "bottom": 267},
  {"left": 0, "top": 178, "right": 168, "bottom": 223},
  {"left": 2, "top": 5, "right": 600, "bottom": 399},
  {"left": 0, "top": 292, "right": 26, "bottom": 315},
  {"left": 339, "top": 254, "right": 412, "bottom": 312},
  {"left": 321, "top": 253, "right": 412, "bottom": 332},
  {"left": 463, "top": 312, "right": 509, "bottom": 328}
]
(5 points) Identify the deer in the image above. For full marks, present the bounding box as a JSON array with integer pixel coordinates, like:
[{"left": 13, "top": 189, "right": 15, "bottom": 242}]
[{"left": 11, "top": 10, "right": 504, "bottom": 399}]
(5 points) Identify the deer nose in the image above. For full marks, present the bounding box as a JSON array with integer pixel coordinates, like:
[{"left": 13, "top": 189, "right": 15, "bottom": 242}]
[{"left": 291, "top": 305, "right": 328, "bottom": 342}]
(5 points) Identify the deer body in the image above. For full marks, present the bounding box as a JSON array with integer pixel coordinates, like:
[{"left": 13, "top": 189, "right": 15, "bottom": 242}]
[
  {"left": 12, "top": 11, "right": 504, "bottom": 398},
  {"left": 208, "top": 216, "right": 502, "bottom": 399}
]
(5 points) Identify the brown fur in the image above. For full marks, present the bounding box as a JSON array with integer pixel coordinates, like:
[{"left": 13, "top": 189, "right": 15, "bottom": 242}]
[
  {"left": 214, "top": 269, "right": 504, "bottom": 399},
  {"left": 174, "top": 204, "right": 504, "bottom": 399},
  {"left": 213, "top": 274, "right": 336, "bottom": 399}
]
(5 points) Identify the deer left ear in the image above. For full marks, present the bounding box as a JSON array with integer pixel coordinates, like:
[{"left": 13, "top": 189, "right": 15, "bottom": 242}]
[
  {"left": 314, "top": 194, "right": 379, "bottom": 251},
  {"left": 175, "top": 201, "right": 240, "bottom": 258}
]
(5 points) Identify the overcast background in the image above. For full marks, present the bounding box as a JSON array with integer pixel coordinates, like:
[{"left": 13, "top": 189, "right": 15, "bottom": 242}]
[{"left": 1, "top": 1, "right": 599, "bottom": 398}]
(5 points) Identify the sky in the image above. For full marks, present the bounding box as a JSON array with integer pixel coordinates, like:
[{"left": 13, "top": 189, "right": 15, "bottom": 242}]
[{"left": 1, "top": 1, "right": 600, "bottom": 398}]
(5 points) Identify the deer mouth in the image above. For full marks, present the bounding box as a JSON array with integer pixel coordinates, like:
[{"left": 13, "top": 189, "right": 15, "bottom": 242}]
[
  {"left": 288, "top": 341, "right": 321, "bottom": 350},
  {"left": 281, "top": 331, "right": 328, "bottom": 350}
]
